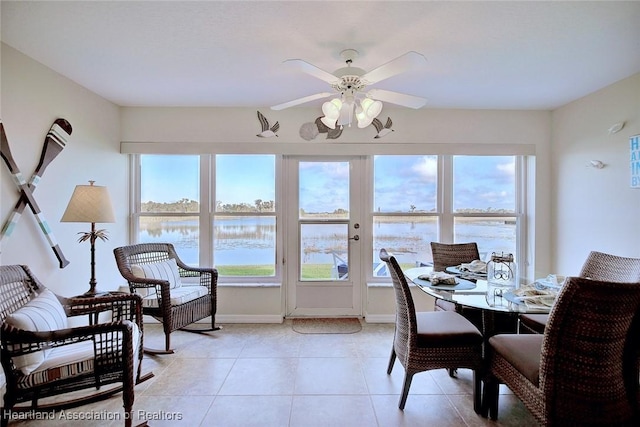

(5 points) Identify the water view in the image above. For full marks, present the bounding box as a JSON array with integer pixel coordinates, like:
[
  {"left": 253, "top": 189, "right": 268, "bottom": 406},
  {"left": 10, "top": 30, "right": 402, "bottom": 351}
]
[{"left": 139, "top": 217, "right": 516, "bottom": 278}]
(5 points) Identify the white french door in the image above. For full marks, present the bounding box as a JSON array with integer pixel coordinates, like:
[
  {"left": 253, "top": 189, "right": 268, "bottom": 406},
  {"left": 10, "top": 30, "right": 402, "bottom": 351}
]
[{"left": 285, "top": 156, "right": 364, "bottom": 317}]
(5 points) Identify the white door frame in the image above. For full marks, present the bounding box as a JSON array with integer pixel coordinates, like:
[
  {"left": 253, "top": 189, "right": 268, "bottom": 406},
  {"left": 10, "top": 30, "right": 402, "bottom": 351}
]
[{"left": 284, "top": 155, "right": 364, "bottom": 317}]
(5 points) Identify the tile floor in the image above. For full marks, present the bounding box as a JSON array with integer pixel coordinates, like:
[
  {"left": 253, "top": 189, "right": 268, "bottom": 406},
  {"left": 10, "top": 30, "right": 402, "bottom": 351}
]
[{"left": 4, "top": 321, "right": 538, "bottom": 426}]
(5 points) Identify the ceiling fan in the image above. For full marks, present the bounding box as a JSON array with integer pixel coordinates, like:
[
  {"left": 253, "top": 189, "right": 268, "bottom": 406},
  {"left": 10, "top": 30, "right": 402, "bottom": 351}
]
[{"left": 271, "top": 49, "right": 428, "bottom": 129}]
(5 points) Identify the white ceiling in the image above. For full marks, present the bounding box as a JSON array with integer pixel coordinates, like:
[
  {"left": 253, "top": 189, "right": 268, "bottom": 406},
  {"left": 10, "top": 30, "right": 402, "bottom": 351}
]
[{"left": 2, "top": 1, "right": 640, "bottom": 110}]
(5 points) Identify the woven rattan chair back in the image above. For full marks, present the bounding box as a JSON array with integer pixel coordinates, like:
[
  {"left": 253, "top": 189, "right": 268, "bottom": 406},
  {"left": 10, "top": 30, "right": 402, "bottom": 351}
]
[
  {"left": 488, "top": 276, "right": 640, "bottom": 425},
  {"left": 579, "top": 250, "right": 640, "bottom": 282},
  {"left": 0, "top": 265, "right": 147, "bottom": 427},
  {"left": 519, "top": 251, "right": 640, "bottom": 335},
  {"left": 541, "top": 276, "right": 640, "bottom": 425},
  {"left": 380, "top": 249, "right": 416, "bottom": 365},
  {"left": 379, "top": 248, "right": 484, "bottom": 412},
  {"left": 430, "top": 242, "right": 480, "bottom": 272},
  {"left": 113, "top": 243, "right": 219, "bottom": 354}
]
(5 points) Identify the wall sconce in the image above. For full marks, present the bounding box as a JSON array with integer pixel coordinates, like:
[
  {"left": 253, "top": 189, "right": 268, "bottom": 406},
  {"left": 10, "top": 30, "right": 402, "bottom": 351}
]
[
  {"left": 587, "top": 160, "right": 605, "bottom": 169},
  {"left": 608, "top": 122, "right": 625, "bottom": 135}
]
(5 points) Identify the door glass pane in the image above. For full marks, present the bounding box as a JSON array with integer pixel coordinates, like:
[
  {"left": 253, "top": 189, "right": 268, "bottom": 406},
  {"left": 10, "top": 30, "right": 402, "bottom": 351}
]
[
  {"left": 372, "top": 216, "right": 437, "bottom": 276},
  {"left": 374, "top": 155, "right": 437, "bottom": 213},
  {"left": 300, "top": 223, "right": 348, "bottom": 280},
  {"left": 453, "top": 156, "right": 515, "bottom": 213},
  {"left": 299, "top": 161, "right": 349, "bottom": 219}
]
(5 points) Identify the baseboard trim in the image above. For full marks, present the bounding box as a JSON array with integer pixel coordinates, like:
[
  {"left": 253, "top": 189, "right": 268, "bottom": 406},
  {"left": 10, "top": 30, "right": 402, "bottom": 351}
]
[
  {"left": 215, "top": 314, "right": 284, "bottom": 324},
  {"left": 363, "top": 314, "right": 395, "bottom": 323}
]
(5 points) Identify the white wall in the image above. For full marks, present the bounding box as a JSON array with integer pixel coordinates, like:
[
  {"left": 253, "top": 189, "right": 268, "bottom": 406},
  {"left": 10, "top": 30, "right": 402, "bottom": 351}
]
[
  {"left": 1, "top": 43, "right": 126, "bottom": 297},
  {"left": 551, "top": 73, "right": 640, "bottom": 274},
  {"left": 2, "top": 42, "right": 560, "bottom": 320}
]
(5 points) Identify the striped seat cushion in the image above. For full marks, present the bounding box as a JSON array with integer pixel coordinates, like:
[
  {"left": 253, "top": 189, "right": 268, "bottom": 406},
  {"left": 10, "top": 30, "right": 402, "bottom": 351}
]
[
  {"left": 5, "top": 289, "right": 68, "bottom": 374},
  {"left": 17, "top": 323, "right": 140, "bottom": 389},
  {"left": 141, "top": 285, "right": 209, "bottom": 308}
]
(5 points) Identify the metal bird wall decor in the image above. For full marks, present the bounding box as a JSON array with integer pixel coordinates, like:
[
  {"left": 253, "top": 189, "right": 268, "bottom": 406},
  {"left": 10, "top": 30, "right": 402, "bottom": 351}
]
[{"left": 256, "top": 111, "right": 279, "bottom": 137}]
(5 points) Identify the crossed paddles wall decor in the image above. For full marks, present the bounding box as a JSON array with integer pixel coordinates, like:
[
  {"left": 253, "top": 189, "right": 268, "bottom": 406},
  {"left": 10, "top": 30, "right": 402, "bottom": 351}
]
[{"left": 0, "top": 118, "right": 73, "bottom": 268}]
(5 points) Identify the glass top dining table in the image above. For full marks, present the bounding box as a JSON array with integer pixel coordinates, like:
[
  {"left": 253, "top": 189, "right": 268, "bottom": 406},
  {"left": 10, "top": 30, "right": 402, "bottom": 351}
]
[
  {"left": 404, "top": 266, "right": 551, "bottom": 338},
  {"left": 404, "top": 266, "right": 551, "bottom": 315}
]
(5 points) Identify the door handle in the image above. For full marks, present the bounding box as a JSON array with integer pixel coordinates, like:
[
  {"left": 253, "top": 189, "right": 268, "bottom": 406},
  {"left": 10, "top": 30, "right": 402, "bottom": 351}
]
[{"left": 349, "top": 235, "right": 360, "bottom": 241}]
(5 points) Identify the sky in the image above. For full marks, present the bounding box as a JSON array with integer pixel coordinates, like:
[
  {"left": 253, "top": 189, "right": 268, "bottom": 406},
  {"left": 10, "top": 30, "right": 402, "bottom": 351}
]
[{"left": 141, "top": 154, "right": 515, "bottom": 212}]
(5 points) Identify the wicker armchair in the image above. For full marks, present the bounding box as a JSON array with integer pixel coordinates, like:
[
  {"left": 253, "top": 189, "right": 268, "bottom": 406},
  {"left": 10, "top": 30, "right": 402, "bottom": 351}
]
[
  {"left": 0, "top": 265, "right": 150, "bottom": 427},
  {"left": 113, "top": 243, "right": 219, "bottom": 354},
  {"left": 519, "top": 250, "right": 640, "bottom": 334},
  {"left": 379, "top": 249, "right": 484, "bottom": 412},
  {"left": 482, "top": 276, "right": 640, "bottom": 425}
]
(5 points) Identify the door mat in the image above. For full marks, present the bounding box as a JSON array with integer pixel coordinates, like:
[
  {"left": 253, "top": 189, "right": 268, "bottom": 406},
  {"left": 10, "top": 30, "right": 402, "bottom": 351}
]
[{"left": 292, "top": 318, "right": 362, "bottom": 334}]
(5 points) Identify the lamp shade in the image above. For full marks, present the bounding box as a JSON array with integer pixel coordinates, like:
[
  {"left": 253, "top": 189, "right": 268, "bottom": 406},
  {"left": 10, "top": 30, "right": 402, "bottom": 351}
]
[{"left": 61, "top": 182, "right": 115, "bottom": 223}]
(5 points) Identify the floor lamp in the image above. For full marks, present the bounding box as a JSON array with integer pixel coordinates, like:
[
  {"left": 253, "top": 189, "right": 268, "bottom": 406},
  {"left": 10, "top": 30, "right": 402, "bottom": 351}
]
[{"left": 61, "top": 180, "right": 115, "bottom": 296}]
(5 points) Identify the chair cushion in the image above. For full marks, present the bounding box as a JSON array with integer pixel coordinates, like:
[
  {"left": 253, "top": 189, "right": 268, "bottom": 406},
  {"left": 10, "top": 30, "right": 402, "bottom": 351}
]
[
  {"left": 415, "top": 311, "right": 483, "bottom": 346},
  {"left": 489, "top": 334, "right": 543, "bottom": 386},
  {"left": 519, "top": 313, "right": 548, "bottom": 334},
  {"left": 5, "top": 289, "right": 68, "bottom": 374},
  {"left": 141, "top": 285, "right": 209, "bottom": 308},
  {"left": 18, "top": 322, "right": 140, "bottom": 389},
  {"left": 131, "top": 258, "right": 182, "bottom": 297}
]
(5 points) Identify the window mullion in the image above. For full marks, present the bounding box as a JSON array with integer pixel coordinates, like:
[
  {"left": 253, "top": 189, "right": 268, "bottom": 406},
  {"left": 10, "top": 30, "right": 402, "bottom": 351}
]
[{"left": 440, "top": 155, "right": 454, "bottom": 243}]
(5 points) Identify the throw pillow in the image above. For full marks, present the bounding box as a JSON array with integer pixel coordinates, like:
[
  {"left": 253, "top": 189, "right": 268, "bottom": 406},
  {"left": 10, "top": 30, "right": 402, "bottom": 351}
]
[
  {"left": 5, "top": 289, "right": 68, "bottom": 374},
  {"left": 131, "top": 258, "right": 182, "bottom": 289}
]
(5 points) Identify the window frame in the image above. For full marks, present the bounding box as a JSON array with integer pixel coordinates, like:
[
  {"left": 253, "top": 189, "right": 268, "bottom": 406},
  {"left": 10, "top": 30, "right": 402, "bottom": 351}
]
[{"left": 129, "top": 144, "right": 534, "bottom": 285}]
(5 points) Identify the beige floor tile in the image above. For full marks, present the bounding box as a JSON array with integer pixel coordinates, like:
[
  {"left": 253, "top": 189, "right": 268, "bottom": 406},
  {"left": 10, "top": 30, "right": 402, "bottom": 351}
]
[
  {"left": 143, "top": 358, "right": 234, "bottom": 396},
  {"left": 2, "top": 321, "right": 541, "bottom": 426},
  {"left": 218, "top": 358, "right": 298, "bottom": 395},
  {"left": 294, "top": 357, "right": 369, "bottom": 395},
  {"left": 290, "top": 395, "right": 378, "bottom": 427},
  {"left": 202, "top": 395, "right": 293, "bottom": 427},
  {"left": 361, "top": 357, "right": 443, "bottom": 395}
]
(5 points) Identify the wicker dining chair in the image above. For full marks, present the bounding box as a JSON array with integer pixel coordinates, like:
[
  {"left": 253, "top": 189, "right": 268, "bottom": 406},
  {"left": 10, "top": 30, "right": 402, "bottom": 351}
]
[
  {"left": 0, "top": 265, "right": 150, "bottom": 427},
  {"left": 482, "top": 276, "right": 640, "bottom": 425},
  {"left": 113, "top": 243, "right": 220, "bottom": 354},
  {"left": 379, "top": 249, "right": 484, "bottom": 412},
  {"left": 519, "top": 250, "right": 640, "bottom": 334}
]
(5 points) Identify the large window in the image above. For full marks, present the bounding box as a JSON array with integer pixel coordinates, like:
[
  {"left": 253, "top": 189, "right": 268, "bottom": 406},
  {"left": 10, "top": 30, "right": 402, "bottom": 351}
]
[
  {"left": 214, "top": 155, "right": 276, "bottom": 277},
  {"left": 134, "top": 152, "right": 526, "bottom": 282},
  {"left": 372, "top": 155, "right": 438, "bottom": 274},
  {"left": 371, "top": 155, "right": 521, "bottom": 275},
  {"left": 137, "top": 155, "right": 200, "bottom": 265},
  {"left": 452, "top": 156, "right": 518, "bottom": 260}
]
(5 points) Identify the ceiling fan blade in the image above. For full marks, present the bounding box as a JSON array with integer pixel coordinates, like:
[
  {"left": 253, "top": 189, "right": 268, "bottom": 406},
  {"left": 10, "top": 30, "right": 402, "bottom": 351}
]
[
  {"left": 271, "top": 92, "right": 334, "bottom": 110},
  {"left": 283, "top": 59, "right": 339, "bottom": 85},
  {"left": 361, "top": 51, "right": 427, "bottom": 85},
  {"left": 367, "top": 89, "right": 427, "bottom": 109}
]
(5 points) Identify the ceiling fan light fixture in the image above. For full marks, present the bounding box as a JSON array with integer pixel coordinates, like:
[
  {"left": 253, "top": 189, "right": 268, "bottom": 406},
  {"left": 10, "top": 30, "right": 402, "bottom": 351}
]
[
  {"left": 357, "top": 98, "right": 383, "bottom": 128},
  {"left": 321, "top": 98, "right": 342, "bottom": 129}
]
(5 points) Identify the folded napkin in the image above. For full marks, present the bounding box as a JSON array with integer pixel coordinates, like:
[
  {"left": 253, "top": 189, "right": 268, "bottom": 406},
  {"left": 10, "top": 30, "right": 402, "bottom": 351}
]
[
  {"left": 459, "top": 260, "right": 487, "bottom": 274},
  {"left": 418, "top": 271, "right": 457, "bottom": 285},
  {"left": 513, "top": 284, "right": 558, "bottom": 308}
]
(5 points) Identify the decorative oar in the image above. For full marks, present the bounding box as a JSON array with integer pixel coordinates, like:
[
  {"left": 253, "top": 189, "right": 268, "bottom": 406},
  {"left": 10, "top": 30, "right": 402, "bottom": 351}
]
[
  {"left": 0, "top": 119, "right": 70, "bottom": 268},
  {"left": 2, "top": 118, "right": 72, "bottom": 239}
]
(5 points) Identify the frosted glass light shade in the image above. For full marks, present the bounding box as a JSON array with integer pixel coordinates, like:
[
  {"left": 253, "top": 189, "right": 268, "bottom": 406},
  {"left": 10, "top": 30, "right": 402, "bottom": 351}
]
[
  {"left": 357, "top": 98, "right": 383, "bottom": 128},
  {"left": 321, "top": 98, "right": 342, "bottom": 129},
  {"left": 61, "top": 182, "right": 115, "bottom": 223}
]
